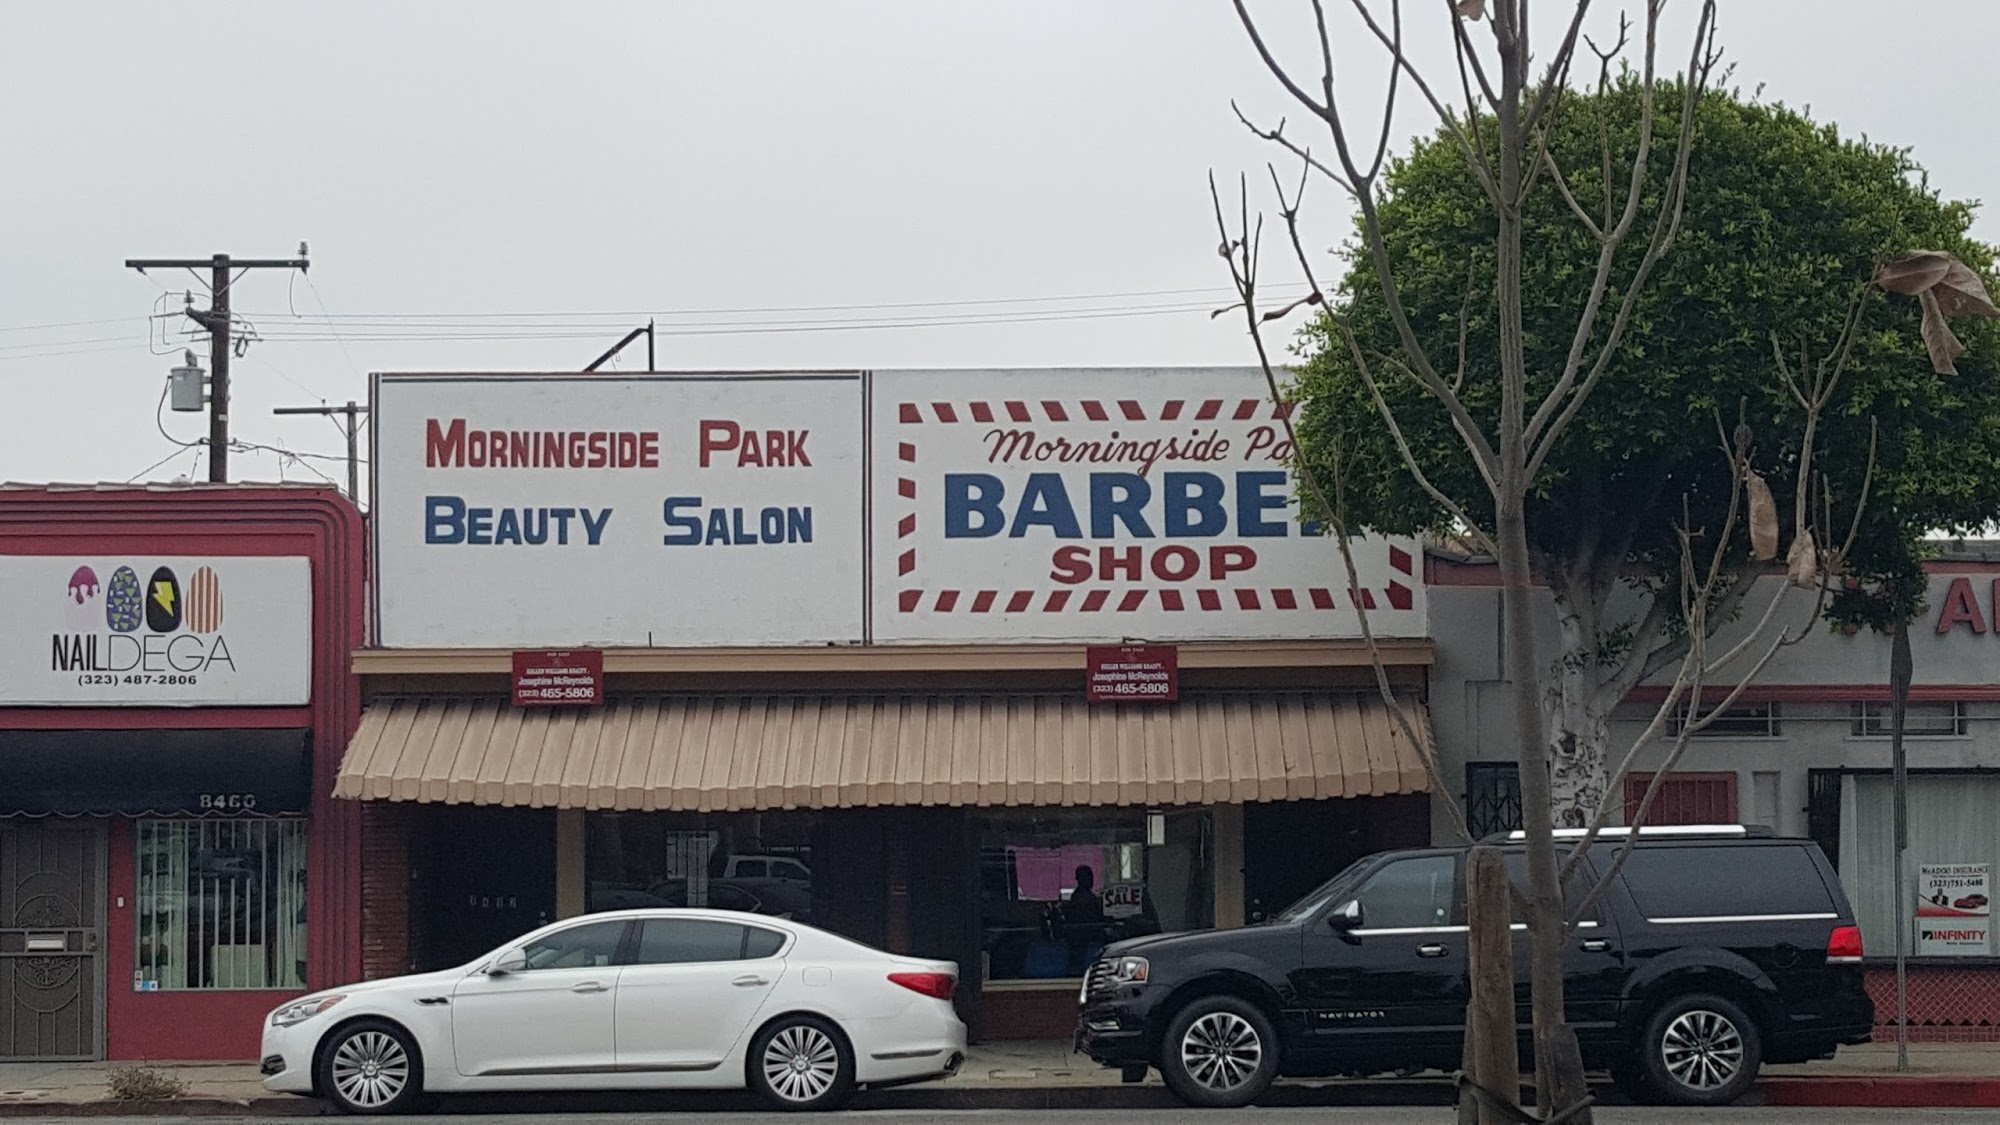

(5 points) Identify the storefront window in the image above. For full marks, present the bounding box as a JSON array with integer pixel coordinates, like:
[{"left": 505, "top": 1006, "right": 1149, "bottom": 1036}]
[
  {"left": 978, "top": 809, "right": 1212, "bottom": 982},
  {"left": 135, "top": 819, "right": 307, "bottom": 991},
  {"left": 1842, "top": 774, "right": 2000, "bottom": 956},
  {"left": 585, "top": 812, "right": 815, "bottom": 924}
]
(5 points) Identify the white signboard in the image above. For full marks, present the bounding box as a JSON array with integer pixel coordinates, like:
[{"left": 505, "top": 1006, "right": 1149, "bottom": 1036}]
[
  {"left": 870, "top": 368, "right": 1426, "bottom": 643},
  {"left": 372, "top": 373, "right": 866, "bottom": 647},
  {"left": 0, "top": 556, "right": 312, "bottom": 705},
  {"left": 1918, "top": 862, "right": 1991, "bottom": 956}
]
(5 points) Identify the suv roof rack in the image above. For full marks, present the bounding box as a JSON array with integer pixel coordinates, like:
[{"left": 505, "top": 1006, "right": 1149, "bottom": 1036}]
[{"left": 1486, "top": 824, "right": 1776, "bottom": 843}]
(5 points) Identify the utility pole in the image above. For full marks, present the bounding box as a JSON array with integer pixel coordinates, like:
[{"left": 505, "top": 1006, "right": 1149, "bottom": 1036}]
[
  {"left": 273, "top": 401, "right": 369, "bottom": 502},
  {"left": 125, "top": 250, "right": 310, "bottom": 482}
]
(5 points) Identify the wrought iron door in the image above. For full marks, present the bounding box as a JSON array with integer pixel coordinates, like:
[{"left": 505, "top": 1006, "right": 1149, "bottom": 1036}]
[{"left": 0, "top": 821, "right": 105, "bottom": 1060}]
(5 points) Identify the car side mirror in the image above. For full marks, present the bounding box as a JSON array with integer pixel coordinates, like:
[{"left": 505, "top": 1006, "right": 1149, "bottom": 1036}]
[
  {"left": 487, "top": 950, "right": 527, "bottom": 976},
  {"left": 1328, "top": 899, "right": 1364, "bottom": 931}
]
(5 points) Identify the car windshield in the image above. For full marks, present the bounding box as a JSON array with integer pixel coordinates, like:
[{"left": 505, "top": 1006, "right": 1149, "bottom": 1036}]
[{"left": 1270, "top": 857, "right": 1371, "bottom": 924}]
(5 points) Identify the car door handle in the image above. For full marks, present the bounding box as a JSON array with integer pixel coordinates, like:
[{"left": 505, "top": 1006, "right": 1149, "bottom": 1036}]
[
  {"left": 571, "top": 981, "right": 609, "bottom": 994},
  {"left": 1580, "top": 939, "right": 1610, "bottom": 953},
  {"left": 1417, "top": 943, "right": 1448, "bottom": 958},
  {"left": 733, "top": 974, "right": 771, "bottom": 987}
]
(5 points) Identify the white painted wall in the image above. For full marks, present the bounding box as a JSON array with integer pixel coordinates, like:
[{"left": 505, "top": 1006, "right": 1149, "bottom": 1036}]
[{"left": 1427, "top": 567, "right": 2000, "bottom": 841}]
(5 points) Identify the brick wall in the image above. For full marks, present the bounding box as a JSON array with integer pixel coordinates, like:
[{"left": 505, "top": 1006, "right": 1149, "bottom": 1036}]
[
  {"left": 980, "top": 988, "right": 1079, "bottom": 1040},
  {"left": 360, "top": 802, "right": 415, "bottom": 980}
]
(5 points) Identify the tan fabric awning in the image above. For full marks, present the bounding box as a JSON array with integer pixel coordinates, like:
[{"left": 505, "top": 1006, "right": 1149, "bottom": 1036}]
[{"left": 333, "top": 692, "right": 1431, "bottom": 812}]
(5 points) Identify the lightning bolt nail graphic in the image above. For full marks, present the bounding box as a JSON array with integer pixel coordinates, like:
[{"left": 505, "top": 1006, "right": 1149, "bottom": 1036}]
[{"left": 152, "top": 581, "right": 175, "bottom": 615}]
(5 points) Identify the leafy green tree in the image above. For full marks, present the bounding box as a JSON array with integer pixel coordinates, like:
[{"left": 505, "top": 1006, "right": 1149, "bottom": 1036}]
[{"left": 1293, "top": 82, "right": 2000, "bottom": 822}]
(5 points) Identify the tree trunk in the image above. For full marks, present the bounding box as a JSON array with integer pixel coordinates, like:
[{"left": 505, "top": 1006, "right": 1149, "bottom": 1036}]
[
  {"left": 1467, "top": 847, "right": 1521, "bottom": 1125},
  {"left": 1543, "top": 575, "right": 1615, "bottom": 827},
  {"left": 1498, "top": 501, "right": 1594, "bottom": 1123}
]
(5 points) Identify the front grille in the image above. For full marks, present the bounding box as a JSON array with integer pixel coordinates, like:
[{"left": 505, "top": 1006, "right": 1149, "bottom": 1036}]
[{"left": 1084, "top": 958, "right": 1115, "bottom": 999}]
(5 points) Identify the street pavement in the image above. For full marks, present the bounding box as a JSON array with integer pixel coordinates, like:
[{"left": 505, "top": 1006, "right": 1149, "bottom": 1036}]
[{"left": 16, "top": 1110, "right": 2000, "bottom": 1124}]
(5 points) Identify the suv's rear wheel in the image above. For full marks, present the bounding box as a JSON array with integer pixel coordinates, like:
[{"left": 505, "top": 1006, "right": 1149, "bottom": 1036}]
[
  {"left": 1638, "top": 993, "right": 1762, "bottom": 1106},
  {"left": 1159, "top": 995, "right": 1279, "bottom": 1108}
]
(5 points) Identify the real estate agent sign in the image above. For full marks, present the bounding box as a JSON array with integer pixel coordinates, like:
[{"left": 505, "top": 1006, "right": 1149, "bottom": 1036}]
[{"left": 0, "top": 555, "right": 312, "bottom": 705}]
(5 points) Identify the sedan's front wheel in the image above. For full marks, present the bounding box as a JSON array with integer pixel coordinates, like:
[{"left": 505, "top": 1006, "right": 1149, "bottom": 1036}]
[
  {"left": 748, "top": 1015, "right": 856, "bottom": 1112},
  {"left": 316, "top": 1019, "right": 423, "bottom": 1115},
  {"left": 1160, "top": 995, "right": 1279, "bottom": 1107}
]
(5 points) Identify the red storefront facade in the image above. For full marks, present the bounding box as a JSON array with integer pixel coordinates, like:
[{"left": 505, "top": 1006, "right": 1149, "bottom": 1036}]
[{"left": 0, "top": 485, "right": 364, "bottom": 1061}]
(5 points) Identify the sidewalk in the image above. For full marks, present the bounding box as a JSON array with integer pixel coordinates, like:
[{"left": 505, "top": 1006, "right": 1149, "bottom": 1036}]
[{"left": 1, "top": 1040, "right": 1995, "bottom": 1114}]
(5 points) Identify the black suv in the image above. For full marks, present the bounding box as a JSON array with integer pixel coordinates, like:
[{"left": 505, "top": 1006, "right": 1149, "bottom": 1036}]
[{"left": 1076, "top": 826, "right": 1873, "bottom": 1107}]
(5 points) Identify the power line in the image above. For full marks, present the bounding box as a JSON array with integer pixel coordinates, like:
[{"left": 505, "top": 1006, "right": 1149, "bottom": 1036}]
[
  {"left": 0, "top": 341, "right": 158, "bottom": 363},
  {"left": 236, "top": 283, "right": 1309, "bottom": 322},
  {"left": 0, "top": 316, "right": 144, "bottom": 335},
  {"left": 0, "top": 286, "right": 1318, "bottom": 364},
  {"left": 302, "top": 273, "right": 365, "bottom": 379},
  {"left": 124, "top": 445, "right": 199, "bottom": 484},
  {"left": 231, "top": 300, "right": 1279, "bottom": 340}
]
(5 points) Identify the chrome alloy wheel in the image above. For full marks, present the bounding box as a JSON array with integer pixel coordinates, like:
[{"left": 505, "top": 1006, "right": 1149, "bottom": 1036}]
[
  {"left": 1660, "top": 1008, "right": 1745, "bottom": 1091},
  {"left": 1180, "top": 1010, "right": 1264, "bottom": 1092},
  {"left": 330, "top": 1030, "right": 411, "bottom": 1110},
  {"left": 761, "top": 1024, "right": 840, "bottom": 1104}
]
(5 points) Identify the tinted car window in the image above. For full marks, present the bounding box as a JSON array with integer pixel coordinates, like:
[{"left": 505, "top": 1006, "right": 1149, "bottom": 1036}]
[
  {"left": 744, "top": 927, "right": 787, "bottom": 959},
  {"left": 635, "top": 919, "right": 753, "bottom": 964},
  {"left": 1502, "top": 850, "right": 1601, "bottom": 924},
  {"left": 519, "top": 920, "right": 626, "bottom": 970},
  {"left": 1355, "top": 855, "right": 1457, "bottom": 929},
  {"left": 1272, "top": 857, "right": 1370, "bottom": 924},
  {"left": 736, "top": 860, "right": 768, "bottom": 877},
  {"left": 1619, "top": 844, "right": 1832, "bottom": 918}
]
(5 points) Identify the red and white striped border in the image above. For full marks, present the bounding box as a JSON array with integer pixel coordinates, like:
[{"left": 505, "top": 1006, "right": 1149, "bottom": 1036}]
[
  {"left": 898, "top": 398, "right": 1295, "bottom": 426},
  {"left": 892, "top": 400, "right": 1416, "bottom": 614}
]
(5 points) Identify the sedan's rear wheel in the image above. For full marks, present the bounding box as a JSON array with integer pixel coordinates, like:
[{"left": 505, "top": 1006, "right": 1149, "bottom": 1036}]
[
  {"left": 1159, "top": 995, "right": 1279, "bottom": 1108},
  {"left": 749, "top": 1015, "right": 855, "bottom": 1112},
  {"left": 316, "top": 1019, "right": 423, "bottom": 1115}
]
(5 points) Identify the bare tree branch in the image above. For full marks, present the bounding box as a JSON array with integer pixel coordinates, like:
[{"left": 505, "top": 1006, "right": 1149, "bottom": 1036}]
[
  {"left": 1208, "top": 170, "right": 1475, "bottom": 845},
  {"left": 1523, "top": 0, "right": 1721, "bottom": 479}
]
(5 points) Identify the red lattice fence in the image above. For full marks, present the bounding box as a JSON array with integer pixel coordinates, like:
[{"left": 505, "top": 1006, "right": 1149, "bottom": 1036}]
[{"left": 1868, "top": 966, "right": 2000, "bottom": 1042}]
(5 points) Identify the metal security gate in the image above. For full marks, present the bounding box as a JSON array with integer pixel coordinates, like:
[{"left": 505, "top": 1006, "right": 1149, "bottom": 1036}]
[{"left": 0, "top": 821, "right": 105, "bottom": 1060}]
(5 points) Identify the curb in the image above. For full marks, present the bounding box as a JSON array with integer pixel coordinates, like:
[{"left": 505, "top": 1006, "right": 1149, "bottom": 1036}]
[
  {"left": 1762, "top": 1076, "right": 2000, "bottom": 1109},
  {"left": 0, "top": 1100, "right": 320, "bottom": 1118},
  {"left": 8, "top": 1076, "right": 1990, "bottom": 1115},
  {"left": 0, "top": 1079, "right": 1464, "bottom": 1117}
]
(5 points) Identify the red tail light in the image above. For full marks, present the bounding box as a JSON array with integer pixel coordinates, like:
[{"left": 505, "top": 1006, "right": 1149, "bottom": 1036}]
[
  {"left": 1827, "top": 925, "right": 1864, "bottom": 963},
  {"left": 889, "top": 972, "right": 956, "bottom": 1000}
]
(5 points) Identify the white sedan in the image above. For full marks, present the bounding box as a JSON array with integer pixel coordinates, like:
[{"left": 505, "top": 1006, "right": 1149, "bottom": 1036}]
[{"left": 259, "top": 908, "right": 967, "bottom": 1113}]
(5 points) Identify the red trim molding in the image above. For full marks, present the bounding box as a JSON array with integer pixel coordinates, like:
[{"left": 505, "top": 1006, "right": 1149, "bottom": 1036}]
[{"left": 1625, "top": 683, "right": 2000, "bottom": 704}]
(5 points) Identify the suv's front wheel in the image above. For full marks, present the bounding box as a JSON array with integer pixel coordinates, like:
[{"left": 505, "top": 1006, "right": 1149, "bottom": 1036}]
[
  {"left": 1159, "top": 995, "right": 1279, "bottom": 1108},
  {"left": 1638, "top": 993, "right": 1762, "bottom": 1106}
]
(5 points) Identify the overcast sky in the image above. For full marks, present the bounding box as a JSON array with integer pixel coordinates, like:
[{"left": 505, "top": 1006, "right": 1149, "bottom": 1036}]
[{"left": 3, "top": 2, "right": 1994, "bottom": 493}]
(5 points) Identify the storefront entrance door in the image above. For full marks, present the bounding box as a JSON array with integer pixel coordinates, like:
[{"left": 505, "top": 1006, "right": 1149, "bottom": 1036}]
[
  {"left": 0, "top": 820, "right": 105, "bottom": 1060},
  {"left": 419, "top": 808, "right": 556, "bottom": 971}
]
